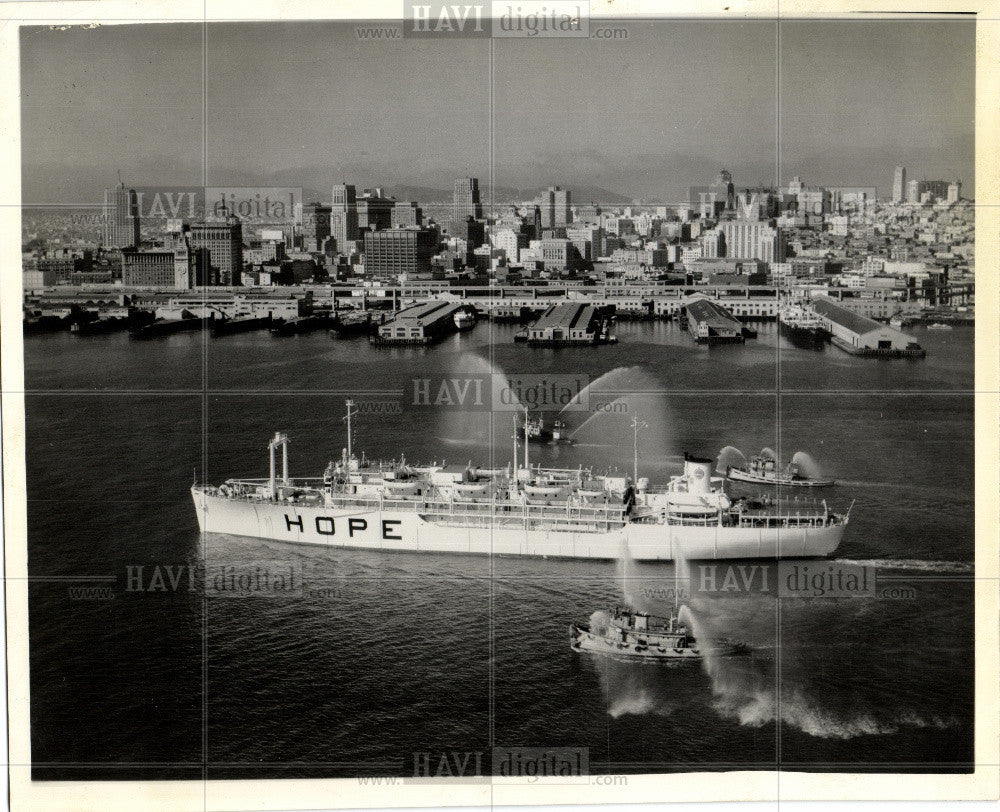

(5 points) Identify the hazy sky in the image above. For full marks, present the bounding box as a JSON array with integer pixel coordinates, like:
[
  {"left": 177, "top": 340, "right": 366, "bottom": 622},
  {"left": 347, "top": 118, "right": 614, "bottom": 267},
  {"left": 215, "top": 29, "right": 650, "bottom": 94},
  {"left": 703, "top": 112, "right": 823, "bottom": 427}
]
[{"left": 20, "top": 18, "right": 975, "bottom": 203}]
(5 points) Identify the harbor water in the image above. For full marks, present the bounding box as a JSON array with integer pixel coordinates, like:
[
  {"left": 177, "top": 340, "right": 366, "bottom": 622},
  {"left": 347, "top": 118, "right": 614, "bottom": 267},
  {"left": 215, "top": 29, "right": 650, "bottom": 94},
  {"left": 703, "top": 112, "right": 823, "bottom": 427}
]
[{"left": 24, "top": 321, "right": 974, "bottom": 779}]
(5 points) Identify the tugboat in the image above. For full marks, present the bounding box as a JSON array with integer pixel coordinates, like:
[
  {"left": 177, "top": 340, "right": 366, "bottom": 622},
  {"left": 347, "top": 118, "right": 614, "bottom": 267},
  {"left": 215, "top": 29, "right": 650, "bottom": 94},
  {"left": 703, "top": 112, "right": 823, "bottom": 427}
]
[
  {"left": 727, "top": 454, "right": 834, "bottom": 488},
  {"left": 570, "top": 605, "right": 701, "bottom": 660},
  {"left": 522, "top": 413, "right": 572, "bottom": 445}
]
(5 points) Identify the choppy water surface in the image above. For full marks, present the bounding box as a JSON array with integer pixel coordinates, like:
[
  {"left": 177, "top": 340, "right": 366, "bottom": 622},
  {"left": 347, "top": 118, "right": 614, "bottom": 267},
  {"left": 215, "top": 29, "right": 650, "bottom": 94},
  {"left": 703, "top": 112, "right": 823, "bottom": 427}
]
[{"left": 24, "top": 322, "right": 974, "bottom": 778}]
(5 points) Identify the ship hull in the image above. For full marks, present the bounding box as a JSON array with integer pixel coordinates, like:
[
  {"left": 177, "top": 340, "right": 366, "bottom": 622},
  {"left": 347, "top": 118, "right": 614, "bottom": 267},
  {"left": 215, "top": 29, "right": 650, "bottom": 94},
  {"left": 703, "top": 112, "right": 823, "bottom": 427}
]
[
  {"left": 727, "top": 468, "right": 834, "bottom": 488},
  {"left": 778, "top": 319, "right": 828, "bottom": 348},
  {"left": 192, "top": 488, "right": 844, "bottom": 560}
]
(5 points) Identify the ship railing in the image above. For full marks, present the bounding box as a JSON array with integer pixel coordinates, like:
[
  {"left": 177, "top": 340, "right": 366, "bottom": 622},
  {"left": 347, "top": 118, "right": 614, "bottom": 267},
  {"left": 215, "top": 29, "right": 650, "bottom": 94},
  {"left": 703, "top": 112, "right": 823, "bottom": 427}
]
[
  {"left": 320, "top": 493, "right": 628, "bottom": 526},
  {"left": 736, "top": 512, "right": 834, "bottom": 528}
]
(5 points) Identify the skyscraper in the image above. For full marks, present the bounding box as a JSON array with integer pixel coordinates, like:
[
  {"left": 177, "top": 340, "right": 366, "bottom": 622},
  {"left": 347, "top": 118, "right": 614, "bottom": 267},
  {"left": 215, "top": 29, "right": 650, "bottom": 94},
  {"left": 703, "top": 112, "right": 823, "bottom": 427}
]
[
  {"left": 301, "top": 203, "right": 331, "bottom": 252},
  {"left": 189, "top": 215, "right": 243, "bottom": 286},
  {"left": 553, "top": 187, "right": 572, "bottom": 227},
  {"left": 947, "top": 182, "right": 961, "bottom": 204},
  {"left": 892, "top": 166, "right": 906, "bottom": 203},
  {"left": 452, "top": 178, "right": 482, "bottom": 230},
  {"left": 103, "top": 182, "right": 141, "bottom": 249},
  {"left": 331, "top": 183, "right": 359, "bottom": 250}
]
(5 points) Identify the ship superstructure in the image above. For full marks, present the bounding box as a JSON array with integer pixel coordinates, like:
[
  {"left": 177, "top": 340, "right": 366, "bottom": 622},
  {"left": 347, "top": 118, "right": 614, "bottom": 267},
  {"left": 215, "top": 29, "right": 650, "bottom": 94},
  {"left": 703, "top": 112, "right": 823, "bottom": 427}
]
[{"left": 191, "top": 402, "right": 850, "bottom": 561}]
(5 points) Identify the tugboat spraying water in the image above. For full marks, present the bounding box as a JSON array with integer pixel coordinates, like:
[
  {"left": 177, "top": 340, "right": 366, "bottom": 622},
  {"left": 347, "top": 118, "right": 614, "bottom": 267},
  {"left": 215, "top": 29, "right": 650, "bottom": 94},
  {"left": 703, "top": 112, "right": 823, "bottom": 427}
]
[{"left": 570, "top": 605, "right": 701, "bottom": 660}]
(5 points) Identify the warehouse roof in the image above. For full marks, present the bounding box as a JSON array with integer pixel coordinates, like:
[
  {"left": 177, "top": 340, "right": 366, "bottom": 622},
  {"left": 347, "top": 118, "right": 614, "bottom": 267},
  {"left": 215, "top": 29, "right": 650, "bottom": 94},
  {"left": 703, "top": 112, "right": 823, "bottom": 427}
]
[
  {"left": 685, "top": 296, "right": 742, "bottom": 329},
  {"left": 530, "top": 303, "right": 596, "bottom": 332},
  {"left": 811, "top": 296, "right": 882, "bottom": 335}
]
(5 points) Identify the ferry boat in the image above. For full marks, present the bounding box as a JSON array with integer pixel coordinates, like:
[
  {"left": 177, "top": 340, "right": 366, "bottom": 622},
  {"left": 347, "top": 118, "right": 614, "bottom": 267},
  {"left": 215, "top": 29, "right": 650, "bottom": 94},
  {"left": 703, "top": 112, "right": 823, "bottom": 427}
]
[
  {"left": 727, "top": 454, "right": 835, "bottom": 488},
  {"left": 570, "top": 605, "right": 701, "bottom": 660},
  {"left": 191, "top": 402, "right": 850, "bottom": 561},
  {"left": 778, "top": 304, "right": 829, "bottom": 347}
]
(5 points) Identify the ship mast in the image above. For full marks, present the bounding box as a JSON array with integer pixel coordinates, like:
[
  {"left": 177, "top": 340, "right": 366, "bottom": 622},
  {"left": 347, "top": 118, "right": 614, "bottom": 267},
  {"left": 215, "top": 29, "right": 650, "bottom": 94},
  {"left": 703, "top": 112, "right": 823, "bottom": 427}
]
[
  {"left": 631, "top": 415, "right": 647, "bottom": 483},
  {"left": 512, "top": 413, "right": 518, "bottom": 488},
  {"left": 523, "top": 406, "right": 529, "bottom": 473},
  {"left": 344, "top": 398, "right": 356, "bottom": 459}
]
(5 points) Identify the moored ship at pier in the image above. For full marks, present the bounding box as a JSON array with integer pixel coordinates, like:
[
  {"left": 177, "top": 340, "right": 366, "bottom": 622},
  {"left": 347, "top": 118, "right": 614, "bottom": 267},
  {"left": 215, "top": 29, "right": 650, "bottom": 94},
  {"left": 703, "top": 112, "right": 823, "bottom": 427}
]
[
  {"left": 778, "top": 304, "right": 829, "bottom": 347},
  {"left": 192, "top": 402, "right": 850, "bottom": 561}
]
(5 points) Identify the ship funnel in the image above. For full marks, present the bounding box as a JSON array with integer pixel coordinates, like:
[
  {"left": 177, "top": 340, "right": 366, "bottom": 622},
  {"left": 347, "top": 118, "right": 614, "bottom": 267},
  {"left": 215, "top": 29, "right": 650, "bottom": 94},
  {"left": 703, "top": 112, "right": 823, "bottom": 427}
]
[{"left": 683, "top": 452, "right": 714, "bottom": 494}]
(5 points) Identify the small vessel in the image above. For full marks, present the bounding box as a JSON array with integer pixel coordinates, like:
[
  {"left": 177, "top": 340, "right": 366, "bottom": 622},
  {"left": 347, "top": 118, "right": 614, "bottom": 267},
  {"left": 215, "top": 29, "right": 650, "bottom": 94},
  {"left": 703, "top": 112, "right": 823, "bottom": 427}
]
[
  {"left": 727, "top": 454, "right": 834, "bottom": 488},
  {"left": 522, "top": 413, "right": 572, "bottom": 445},
  {"left": 271, "top": 314, "right": 332, "bottom": 336},
  {"left": 570, "top": 605, "right": 701, "bottom": 660},
  {"left": 927, "top": 322, "right": 953, "bottom": 331},
  {"left": 453, "top": 308, "right": 477, "bottom": 331},
  {"left": 212, "top": 314, "right": 273, "bottom": 337},
  {"left": 331, "top": 310, "right": 372, "bottom": 338},
  {"left": 778, "top": 304, "right": 829, "bottom": 347}
]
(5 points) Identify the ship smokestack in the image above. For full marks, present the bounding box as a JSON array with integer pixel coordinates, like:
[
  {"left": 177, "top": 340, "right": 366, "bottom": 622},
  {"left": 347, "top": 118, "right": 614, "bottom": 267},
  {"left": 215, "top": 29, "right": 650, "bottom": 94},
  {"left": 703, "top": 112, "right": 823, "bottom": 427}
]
[{"left": 684, "top": 452, "right": 714, "bottom": 494}]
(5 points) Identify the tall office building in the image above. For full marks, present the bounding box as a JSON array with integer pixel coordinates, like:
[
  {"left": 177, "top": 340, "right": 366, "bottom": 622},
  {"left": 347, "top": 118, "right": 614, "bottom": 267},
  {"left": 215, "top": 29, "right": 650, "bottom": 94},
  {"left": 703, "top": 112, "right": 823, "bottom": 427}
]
[
  {"left": 947, "top": 182, "right": 961, "bottom": 204},
  {"left": 553, "top": 187, "right": 572, "bottom": 227},
  {"left": 358, "top": 189, "right": 395, "bottom": 233},
  {"left": 103, "top": 182, "right": 141, "bottom": 249},
  {"left": 391, "top": 201, "right": 423, "bottom": 228},
  {"left": 301, "top": 203, "right": 331, "bottom": 252},
  {"left": 906, "top": 179, "right": 920, "bottom": 204},
  {"left": 892, "top": 166, "right": 906, "bottom": 203},
  {"left": 717, "top": 220, "right": 785, "bottom": 263},
  {"left": 538, "top": 186, "right": 572, "bottom": 228},
  {"left": 364, "top": 227, "right": 438, "bottom": 279},
  {"left": 189, "top": 216, "right": 243, "bottom": 286},
  {"left": 331, "top": 183, "right": 359, "bottom": 250},
  {"left": 452, "top": 178, "right": 483, "bottom": 230}
]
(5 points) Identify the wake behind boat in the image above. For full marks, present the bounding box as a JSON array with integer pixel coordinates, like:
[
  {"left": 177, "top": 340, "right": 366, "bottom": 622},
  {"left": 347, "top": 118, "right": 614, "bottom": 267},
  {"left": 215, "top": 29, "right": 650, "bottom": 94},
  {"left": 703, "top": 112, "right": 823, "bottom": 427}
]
[{"left": 191, "top": 402, "right": 851, "bottom": 561}]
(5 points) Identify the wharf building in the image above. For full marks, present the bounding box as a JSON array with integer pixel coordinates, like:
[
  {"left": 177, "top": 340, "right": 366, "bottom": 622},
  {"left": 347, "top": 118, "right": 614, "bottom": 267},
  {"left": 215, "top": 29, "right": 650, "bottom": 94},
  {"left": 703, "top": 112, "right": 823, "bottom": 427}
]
[
  {"left": 377, "top": 299, "right": 465, "bottom": 344},
  {"left": 682, "top": 296, "right": 749, "bottom": 344},
  {"left": 520, "top": 302, "right": 615, "bottom": 345},
  {"left": 810, "top": 296, "right": 925, "bottom": 357},
  {"left": 103, "top": 182, "right": 141, "bottom": 249}
]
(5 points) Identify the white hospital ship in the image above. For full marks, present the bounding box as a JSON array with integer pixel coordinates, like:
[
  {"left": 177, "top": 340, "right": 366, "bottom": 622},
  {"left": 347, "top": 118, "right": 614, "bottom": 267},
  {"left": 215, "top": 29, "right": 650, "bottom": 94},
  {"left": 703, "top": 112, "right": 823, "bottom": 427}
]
[{"left": 191, "top": 401, "right": 850, "bottom": 561}]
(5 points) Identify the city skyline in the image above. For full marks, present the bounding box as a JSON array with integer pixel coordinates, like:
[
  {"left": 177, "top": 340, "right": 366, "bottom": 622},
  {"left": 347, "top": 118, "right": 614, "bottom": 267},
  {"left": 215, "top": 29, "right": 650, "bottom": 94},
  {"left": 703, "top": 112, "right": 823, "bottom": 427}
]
[{"left": 20, "top": 18, "right": 975, "bottom": 203}]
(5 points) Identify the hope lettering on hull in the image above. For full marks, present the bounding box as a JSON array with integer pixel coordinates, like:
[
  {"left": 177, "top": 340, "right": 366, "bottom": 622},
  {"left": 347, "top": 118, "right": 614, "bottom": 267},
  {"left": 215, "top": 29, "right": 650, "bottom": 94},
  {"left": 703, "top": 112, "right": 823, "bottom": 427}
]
[{"left": 283, "top": 514, "right": 404, "bottom": 541}]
